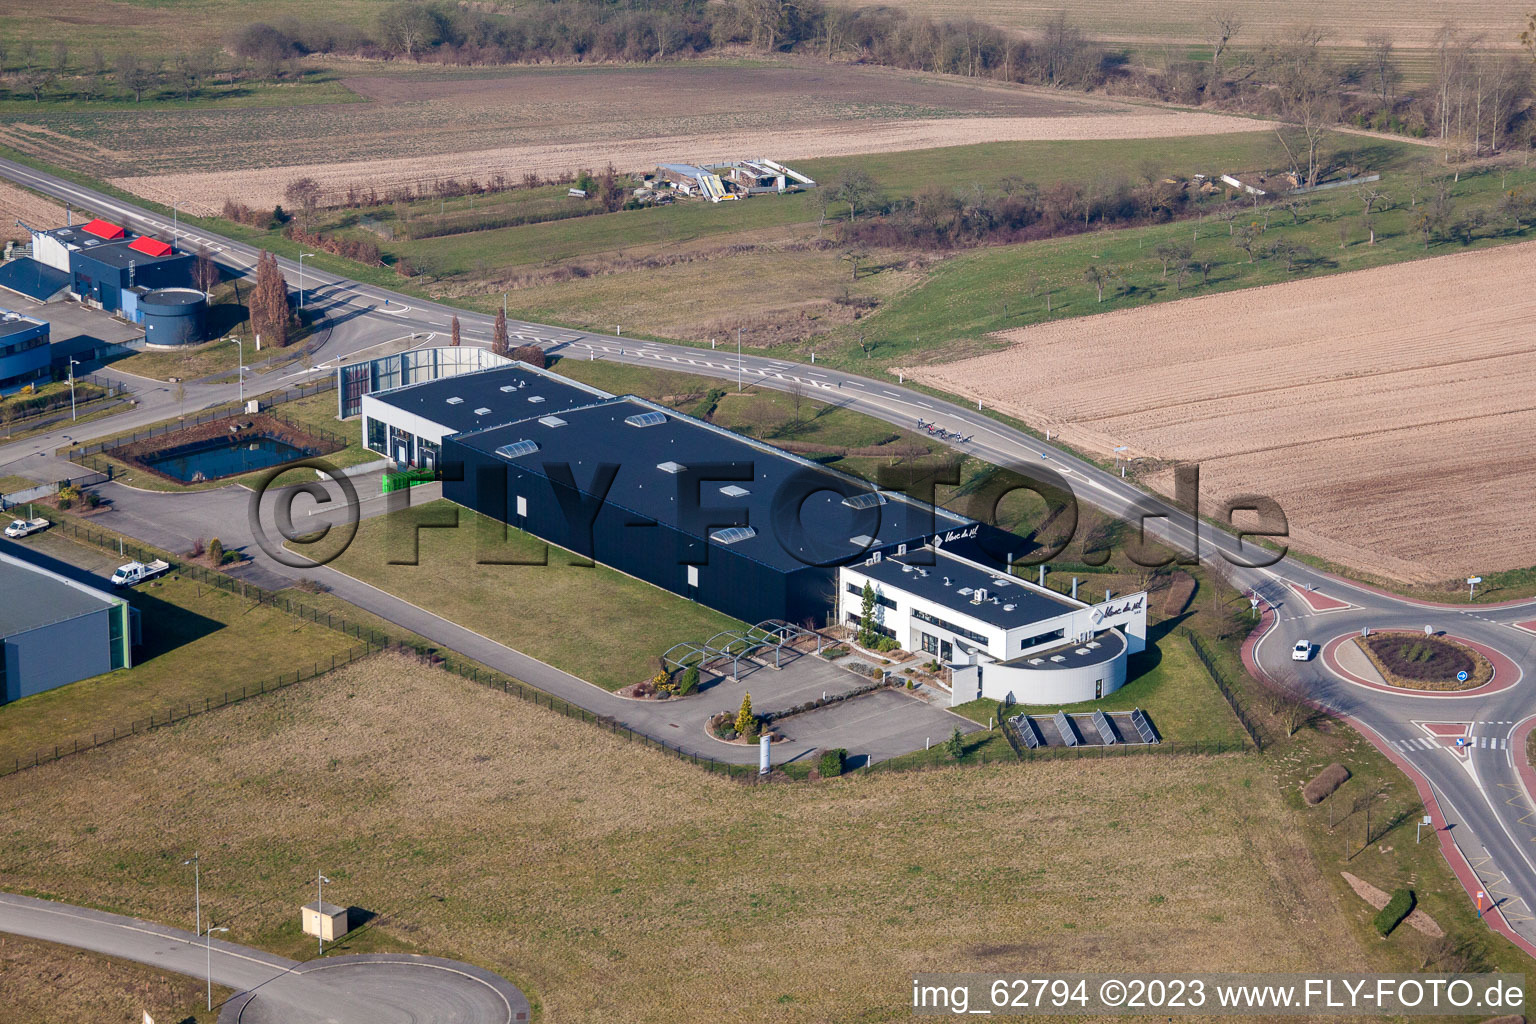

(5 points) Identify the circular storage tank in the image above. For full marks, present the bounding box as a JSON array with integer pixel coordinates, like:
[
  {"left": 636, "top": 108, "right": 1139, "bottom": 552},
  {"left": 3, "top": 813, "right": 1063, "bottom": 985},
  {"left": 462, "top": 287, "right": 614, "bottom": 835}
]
[{"left": 140, "top": 287, "right": 207, "bottom": 347}]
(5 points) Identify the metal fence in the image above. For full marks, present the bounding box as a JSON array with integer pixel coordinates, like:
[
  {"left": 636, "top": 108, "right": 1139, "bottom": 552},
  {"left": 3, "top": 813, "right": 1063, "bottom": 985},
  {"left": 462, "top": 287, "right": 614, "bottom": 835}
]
[
  {"left": 1187, "top": 631, "right": 1266, "bottom": 751},
  {"left": 0, "top": 469, "right": 113, "bottom": 510},
  {"left": 62, "top": 378, "right": 346, "bottom": 477}
]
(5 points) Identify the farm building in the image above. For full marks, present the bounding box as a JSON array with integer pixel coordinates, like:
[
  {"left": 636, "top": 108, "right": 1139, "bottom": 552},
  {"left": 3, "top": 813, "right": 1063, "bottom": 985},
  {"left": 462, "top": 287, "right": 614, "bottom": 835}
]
[
  {"left": 840, "top": 548, "right": 1145, "bottom": 706},
  {"left": 0, "top": 549, "right": 137, "bottom": 704},
  {"left": 355, "top": 358, "right": 984, "bottom": 626},
  {"left": 654, "top": 158, "right": 814, "bottom": 202},
  {"left": 0, "top": 308, "right": 50, "bottom": 392},
  {"left": 24, "top": 220, "right": 194, "bottom": 314}
]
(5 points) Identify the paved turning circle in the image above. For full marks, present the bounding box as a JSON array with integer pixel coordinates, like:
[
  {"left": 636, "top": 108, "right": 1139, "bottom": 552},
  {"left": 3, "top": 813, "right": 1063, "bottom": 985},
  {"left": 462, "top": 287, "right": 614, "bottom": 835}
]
[{"left": 223, "top": 954, "right": 529, "bottom": 1024}]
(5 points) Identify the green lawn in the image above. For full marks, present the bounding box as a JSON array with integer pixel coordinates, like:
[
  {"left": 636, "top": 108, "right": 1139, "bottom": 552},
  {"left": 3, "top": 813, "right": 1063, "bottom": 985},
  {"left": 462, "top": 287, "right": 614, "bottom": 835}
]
[
  {"left": 0, "top": 529, "right": 362, "bottom": 769},
  {"left": 324, "top": 499, "right": 743, "bottom": 691},
  {"left": 950, "top": 627, "right": 1249, "bottom": 747}
]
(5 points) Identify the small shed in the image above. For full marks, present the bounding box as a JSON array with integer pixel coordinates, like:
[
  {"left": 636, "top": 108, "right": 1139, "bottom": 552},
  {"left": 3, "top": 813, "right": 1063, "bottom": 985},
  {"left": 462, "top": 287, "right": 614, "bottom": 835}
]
[{"left": 301, "top": 900, "right": 349, "bottom": 941}]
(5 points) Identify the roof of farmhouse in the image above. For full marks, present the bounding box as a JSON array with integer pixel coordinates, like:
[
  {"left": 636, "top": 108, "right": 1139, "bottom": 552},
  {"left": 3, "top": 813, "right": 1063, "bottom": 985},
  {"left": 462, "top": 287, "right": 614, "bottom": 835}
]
[
  {"left": 450, "top": 392, "right": 973, "bottom": 574},
  {"left": 853, "top": 546, "right": 1083, "bottom": 630}
]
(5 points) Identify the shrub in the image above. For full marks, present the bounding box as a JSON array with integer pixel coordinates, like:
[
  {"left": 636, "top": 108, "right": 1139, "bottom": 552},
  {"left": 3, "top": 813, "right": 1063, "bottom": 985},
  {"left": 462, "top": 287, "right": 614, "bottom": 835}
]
[
  {"left": 1374, "top": 889, "right": 1415, "bottom": 937},
  {"left": 208, "top": 538, "right": 224, "bottom": 565},
  {"left": 945, "top": 727, "right": 964, "bottom": 760},
  {"left": 817, "top": 748, "right": 847, "bottom": 777},
  {"left": 82, "top": 489, "right": 101, "bottom": 508},
  {"left": 678, "top": 665, "right": 700, "bottom": 696},
  {"left": 875, "top": 636, "right": 900, "bottom": 652},
  {"left": 1302, "top": 763, "right": 1350, "bottom": 805},
  {"left": 191, "top": 537, "right": 206, "bottom": 557},
  {"left": 735, "top": 692, "right": 755, "bottom": 737},
  {"left": 55, "top": 483, "right": 79, "bottom": 510}
]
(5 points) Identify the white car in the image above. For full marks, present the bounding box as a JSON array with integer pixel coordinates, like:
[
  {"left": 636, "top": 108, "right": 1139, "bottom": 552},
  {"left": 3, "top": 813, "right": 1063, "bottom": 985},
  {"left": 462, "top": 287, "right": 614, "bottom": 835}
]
[{"left": 1292, "top": 640, "right": 1313, "bottom": 662}]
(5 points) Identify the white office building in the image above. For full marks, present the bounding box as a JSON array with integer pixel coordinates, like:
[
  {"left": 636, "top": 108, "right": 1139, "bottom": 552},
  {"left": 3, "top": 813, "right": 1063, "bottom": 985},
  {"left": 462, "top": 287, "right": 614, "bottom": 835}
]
[{"left": 838, "top": 545, "right": 1147, "bottom": 707}]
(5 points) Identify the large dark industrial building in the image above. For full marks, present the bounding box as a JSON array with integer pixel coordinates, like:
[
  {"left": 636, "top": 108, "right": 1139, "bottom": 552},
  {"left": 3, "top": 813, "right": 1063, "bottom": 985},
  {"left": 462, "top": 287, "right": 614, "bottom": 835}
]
[
  {"left": 360, "top": 361, "right": 983, "bottom": 625},
  {"left": 21, "top": 219, "right": 195, "bottom": 316}
]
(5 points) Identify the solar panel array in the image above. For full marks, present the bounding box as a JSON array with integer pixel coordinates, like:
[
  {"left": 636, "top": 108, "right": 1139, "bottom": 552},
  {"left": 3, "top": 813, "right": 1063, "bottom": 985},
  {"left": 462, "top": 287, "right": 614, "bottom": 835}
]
[
  {"left": 1053, "top": 710, "right": 1081, "bottom": 747},
  {"left": 1014, "top": 714, "right": 1043, "bottom": 749},
  {"left": 1130, "top": 708, "right": 1158, "bottom": 744},
  {"left": 1092, "top": 709, "right": 1116, "bottom": 744}
]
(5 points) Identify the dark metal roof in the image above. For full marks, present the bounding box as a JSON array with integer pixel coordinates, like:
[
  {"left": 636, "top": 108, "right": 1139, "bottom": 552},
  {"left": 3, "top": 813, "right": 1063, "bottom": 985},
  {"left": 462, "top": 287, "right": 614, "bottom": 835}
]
[
  {"left": 1004, "top": 628, "right": 1126, "bottom": 669},
  {"left": 367, "top": 363, "right": 609, "bottom": 437},
  {"left": 0, "top": 259, "right": 70, "bottom": 302},
  {"left": 0, "top": 308, "right": 49, "bottom": 340},
  {"left": 0, "top": 550, "right": 121, "bottom": 637},
  {"left": 72, "top": 239, "right": 190, "bottom": 272},
  {"left": 451, "top": 392, "right": 972, "bottom": 573},
  {"left": 854, "top": 548, "right": 1081, "bottom": 629}
]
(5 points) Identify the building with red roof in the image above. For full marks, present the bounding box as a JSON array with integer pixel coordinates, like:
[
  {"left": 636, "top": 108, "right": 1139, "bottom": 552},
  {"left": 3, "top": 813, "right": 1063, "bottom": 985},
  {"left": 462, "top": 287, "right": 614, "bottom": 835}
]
[{"left": 80, "top": 219, "right": 127, "bottom": 240}]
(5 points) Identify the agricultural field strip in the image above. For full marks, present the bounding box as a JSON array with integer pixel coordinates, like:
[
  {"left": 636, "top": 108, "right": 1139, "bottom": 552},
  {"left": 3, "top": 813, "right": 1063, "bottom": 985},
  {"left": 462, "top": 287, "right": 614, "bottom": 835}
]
[{"left": 903, "top": 240, "right": 1536, "bottom": 582}]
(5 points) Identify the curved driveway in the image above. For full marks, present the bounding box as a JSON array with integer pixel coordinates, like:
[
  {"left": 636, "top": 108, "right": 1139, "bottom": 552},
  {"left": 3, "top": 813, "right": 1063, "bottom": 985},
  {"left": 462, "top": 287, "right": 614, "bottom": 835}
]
[
  {"left": 4, "top": 157, "right": 1536, "bottom": 957},
  {"left": 0, "top": 891, "right": 529, "bottom": 1023}
]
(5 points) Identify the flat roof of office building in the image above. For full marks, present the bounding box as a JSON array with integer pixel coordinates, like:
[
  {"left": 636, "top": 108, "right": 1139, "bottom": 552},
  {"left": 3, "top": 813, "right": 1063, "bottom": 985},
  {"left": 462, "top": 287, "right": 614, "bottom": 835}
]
[
  {"left": 853, "top": 547, "right": 1082, "bottom": 630},
  {"left": 451, "top": 392, "right": 973, "bottom": 573},
  {"left": 0, "top": 308, "right": 49, "bottom": 339},
  {"left": 366, "top": 362, "right": 610, "bottom": 437},
  {"left": 0, "top": 550, "right": 122, "bottom": 638}
]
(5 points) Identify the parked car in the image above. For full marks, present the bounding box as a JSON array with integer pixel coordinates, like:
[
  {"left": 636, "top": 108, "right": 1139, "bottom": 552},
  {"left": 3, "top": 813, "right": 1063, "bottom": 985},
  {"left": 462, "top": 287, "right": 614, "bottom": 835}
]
[{"left": 1292, "top": 639, "right": 1314, "bottom": 662}]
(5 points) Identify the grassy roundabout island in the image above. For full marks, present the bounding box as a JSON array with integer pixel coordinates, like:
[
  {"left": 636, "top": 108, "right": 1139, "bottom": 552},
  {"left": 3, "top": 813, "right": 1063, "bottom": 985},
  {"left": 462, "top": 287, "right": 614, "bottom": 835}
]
[{"left": 1353, "top": 632, "right": 1494, "bottom": 692}]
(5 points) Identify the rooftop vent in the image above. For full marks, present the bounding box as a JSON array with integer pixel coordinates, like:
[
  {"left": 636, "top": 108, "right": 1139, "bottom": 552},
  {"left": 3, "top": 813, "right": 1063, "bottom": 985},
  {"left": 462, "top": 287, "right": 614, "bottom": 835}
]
[
  {"left": 1050, "top": 655, "right": 1067, "bottom": 663},
  {"left": 495, "top": 440, "right": 540, "bottom": 459},
  {"left": 719, "top": 484, "right": 749, "bottom": 498},
  {"left": 710, "top": 526, "right": 756, "bottom": 545},
  {"left": 971, "top": 588, "right": 988, "bottom": 604},
  {"left": 474, "top": 407, "right": 492, "bottom": 416},
  {"left": 657, "top": 460, "right": 685, "bottom": 474},
  {"left": 942, "top": 577, "right": 951, "bottom": 586},
  {"left": 957, "top": 587, "right": 974, "bottom": 597},
  {"left": 902, "top": 563, "right": 914, "bottom": 573},
  {"left": 849, "top": 534, "right": 874, "bottom": 548},
  {"left": 445, "top": 396, "right": 464, "bottom": 405},
  {"left": 538, "top": 415, "right": 567, "bottom": 428},
  {"left": 626, "top": 411, "right": 668, "bottom": 428},
  {"left": 842, "top": 491, "right": 887, "bottom": 510},
  {"left": 1028, "top": 658, "right": 1045, "bottom": 666},
  {"left": 1003, "top": 604, "right": 1015, "bottom": 612},
  {"left": 992, "top": 577, "right": 1013, "bottom": 587},
  {"left": 1076, "top": 648, "right": 1090, "bottom": 656},
  {"left": 499, "top": 384, "right": 522, "bottom": 393},
  {"left": 916, "top": 569, "right": 929, "bottom": 577},
  {"left": 527, "top": 395, "right": 545, "bottom": 403}
]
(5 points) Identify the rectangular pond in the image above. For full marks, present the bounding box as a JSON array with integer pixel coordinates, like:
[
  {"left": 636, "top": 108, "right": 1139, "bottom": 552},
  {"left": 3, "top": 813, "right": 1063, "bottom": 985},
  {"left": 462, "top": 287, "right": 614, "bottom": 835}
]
[{"left": 141, "top": 435, "right": 312, "bottom": 483}]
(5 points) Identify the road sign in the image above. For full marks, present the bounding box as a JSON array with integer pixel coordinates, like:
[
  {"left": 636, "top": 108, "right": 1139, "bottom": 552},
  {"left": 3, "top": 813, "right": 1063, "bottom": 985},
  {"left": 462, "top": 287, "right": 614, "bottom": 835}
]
[
  {"left": 1456, "top": 737, "right": 1467, "bottom": 747},
  {"left": 1468, "top": 577, "right": 1483, "bottom": 584},
  {"left": 1457, "top": 670, "right": 1469, "bottom": 683},
  {"left": 1422, "top": 815, "right": 1433, "bottom": 825}
]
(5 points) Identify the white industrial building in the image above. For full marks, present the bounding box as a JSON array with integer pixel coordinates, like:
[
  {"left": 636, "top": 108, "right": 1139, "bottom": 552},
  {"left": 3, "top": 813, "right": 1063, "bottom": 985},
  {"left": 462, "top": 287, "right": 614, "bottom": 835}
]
[{"left": 838, "top": 545, "right": 1146, "bottom": 706}]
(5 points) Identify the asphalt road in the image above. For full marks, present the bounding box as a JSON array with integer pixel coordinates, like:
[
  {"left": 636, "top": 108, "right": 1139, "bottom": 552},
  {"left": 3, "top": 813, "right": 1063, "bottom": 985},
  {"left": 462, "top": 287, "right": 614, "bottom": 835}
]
[
  {"left": 0, "top": 891, "right": 529, "bottom": 1023},
  {"left": 4, "top": 156, "right": 1536, "bottom": 958}
]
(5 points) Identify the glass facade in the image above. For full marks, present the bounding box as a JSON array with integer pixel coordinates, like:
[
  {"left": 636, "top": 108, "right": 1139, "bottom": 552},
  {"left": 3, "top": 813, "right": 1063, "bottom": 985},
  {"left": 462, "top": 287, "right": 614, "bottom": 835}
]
[{"left": 911, "top": 608, "right": 989, "bottom": 645}]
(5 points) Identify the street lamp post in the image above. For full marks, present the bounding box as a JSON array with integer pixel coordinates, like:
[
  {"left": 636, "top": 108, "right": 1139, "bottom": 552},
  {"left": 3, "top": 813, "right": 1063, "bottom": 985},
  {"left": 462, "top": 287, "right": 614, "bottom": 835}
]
[
  {"left": 181, "top": 854, "right": 201, "bottom": 937},
  {"left": 298, "top": 253, "right": 316, "bottom": 310},
  {"left": 317, "top": 871, "right": 331, "bottom": 955},
  {"left": 205, "top": 925, "right": 229, "bottom": 1010},
  {"left": 737, "top": 327, "right": 743, "bottom": 393},
  {"left": 231, "top": 338, "right": 244, "bottom": 406},
  {"left": 67, "top": 359, "right": 80, "bottom": 421}
]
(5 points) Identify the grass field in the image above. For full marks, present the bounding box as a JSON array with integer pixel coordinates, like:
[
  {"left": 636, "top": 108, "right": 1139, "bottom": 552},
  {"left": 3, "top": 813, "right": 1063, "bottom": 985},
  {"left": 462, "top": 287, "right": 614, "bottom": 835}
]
[
  {"left": 325, "top": 500, "right": 742, "bottom": 692},
  {"left": 0, "top": 529, "right": 363, "bottom": 769},
  {"left": 0, "top": 934, "right": 227, "bottom": 1024},
  {"left": 952, "top": 627, "right": 1250, "bottom": 747},
  {"left": 0, "top": 652, "right": 1383, "bottom": 1023}
]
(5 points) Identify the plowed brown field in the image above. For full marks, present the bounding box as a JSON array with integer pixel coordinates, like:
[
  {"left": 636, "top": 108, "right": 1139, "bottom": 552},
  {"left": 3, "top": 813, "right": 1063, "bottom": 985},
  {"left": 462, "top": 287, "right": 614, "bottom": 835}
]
[
  {"left": 904, "top": 241, "right": 1536, "bottom": 583},
  {"left": 0, "top": 180, "right": 65, "bottom": 243},
  {"left": 26, "top": 63, "right": 1259, "bottom": 214}
]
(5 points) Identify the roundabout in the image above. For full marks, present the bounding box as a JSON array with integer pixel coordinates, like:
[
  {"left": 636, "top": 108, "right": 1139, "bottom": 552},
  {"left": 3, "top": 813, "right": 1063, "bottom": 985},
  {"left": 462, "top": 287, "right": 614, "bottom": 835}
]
[{"left": 1317, "top": 631, "right": 1519, "bottom": 699}]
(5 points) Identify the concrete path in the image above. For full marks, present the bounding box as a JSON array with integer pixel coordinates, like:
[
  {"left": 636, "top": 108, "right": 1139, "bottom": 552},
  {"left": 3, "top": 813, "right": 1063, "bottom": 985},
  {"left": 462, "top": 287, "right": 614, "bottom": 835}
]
[{"left": 0, "top": 892, "right": 528, "bottom": 1024}]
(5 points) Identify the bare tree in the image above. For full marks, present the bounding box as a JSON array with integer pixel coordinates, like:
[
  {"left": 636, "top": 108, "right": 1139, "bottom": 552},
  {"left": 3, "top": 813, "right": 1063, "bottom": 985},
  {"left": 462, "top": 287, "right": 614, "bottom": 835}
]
[
  {"left": 193, "top": 244, "right": 219, "bottom": 293},
  {"left": 832, "top": 168, "right": 878, "bottom": 224},
  {"left": 1357, "top": 183, "right": 1390, "bottom": 243},
  {"left": 1363, "top": 33, "right": 1400, "bottom": 110},
  {"left": 1268, "top": 28, "right": 1339, "bottom": 187},
  {"left": 1153, "top": 241, "right": 1192, "bottom": 279},
  {"left": 52, "top": 41, "right": 69, "bottom": 77},
  {"left": 1279, "top": 196, "right": 1308, "bottom": 225},
  {"left": 840, "top": 247, "right": 866, "bottom": 281},
  {"left": 1233, "top": 222, "right": 1262, "bottom": 262},
  {"left": 1206, "top": 10, "right": 1242, "bottom": 94},
  {"left": 115, "top": 53, "right": 155, "bottom": 102},
  {"left": 284, "top": 177, "right": 322, "bottom": 232},
  {"left": 1082, "top": 264, "right": 1108, "bottom": 302}
]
